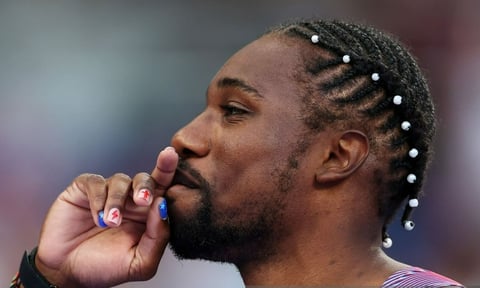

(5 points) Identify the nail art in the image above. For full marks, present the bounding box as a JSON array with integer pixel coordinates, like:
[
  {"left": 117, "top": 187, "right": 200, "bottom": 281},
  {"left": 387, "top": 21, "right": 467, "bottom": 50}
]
[
  {"left": 138, "top": 188, "right": 152, "bottom": 203},
  {"left": 159, "top": 199, "right": 168, "bottom": 220},
  {"left": 98, "top": 211, "right": 107, "bottom": 228},
  {"left": 107, "top": 208, "right": 121, "bottom": 225}
]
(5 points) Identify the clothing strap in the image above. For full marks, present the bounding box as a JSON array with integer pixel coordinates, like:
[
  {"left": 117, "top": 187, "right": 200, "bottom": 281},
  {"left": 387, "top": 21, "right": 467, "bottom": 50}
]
[{"left": 17, "top": 247, "right": 58, "bottom": 288}]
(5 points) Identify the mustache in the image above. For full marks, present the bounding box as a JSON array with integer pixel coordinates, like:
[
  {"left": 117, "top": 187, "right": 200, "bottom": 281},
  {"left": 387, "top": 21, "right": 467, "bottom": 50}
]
[{"left": 176, "top": 158, "right": 211, "bottom": 191}]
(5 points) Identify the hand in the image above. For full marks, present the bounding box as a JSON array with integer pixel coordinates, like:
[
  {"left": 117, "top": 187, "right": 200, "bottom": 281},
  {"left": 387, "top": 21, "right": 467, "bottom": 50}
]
[{"left": 34, "top": 147, "right": 178, "bottom": 288}]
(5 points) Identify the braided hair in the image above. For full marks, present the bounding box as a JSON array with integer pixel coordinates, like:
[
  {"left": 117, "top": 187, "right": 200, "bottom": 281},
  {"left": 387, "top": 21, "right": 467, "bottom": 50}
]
[{"left": 266, "top": 19, "right": 436, "bottom": 246}]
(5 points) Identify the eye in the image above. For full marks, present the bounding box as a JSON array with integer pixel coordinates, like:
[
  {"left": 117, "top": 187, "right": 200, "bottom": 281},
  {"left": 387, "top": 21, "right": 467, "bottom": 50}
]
[{"left": 220, "top": 104, "right": 249, "bottom": 117}]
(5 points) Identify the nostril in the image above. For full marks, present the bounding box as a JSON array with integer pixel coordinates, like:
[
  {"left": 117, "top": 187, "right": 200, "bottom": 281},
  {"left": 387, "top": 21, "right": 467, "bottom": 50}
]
[{"left": 180, "top": 148, "right": 196, "bottom": 158}]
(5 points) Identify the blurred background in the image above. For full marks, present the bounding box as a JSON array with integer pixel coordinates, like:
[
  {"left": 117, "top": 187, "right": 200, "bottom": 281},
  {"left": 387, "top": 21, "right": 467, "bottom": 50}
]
[{"left": 1, "top": 0, "right": 479, "bottom": 287}]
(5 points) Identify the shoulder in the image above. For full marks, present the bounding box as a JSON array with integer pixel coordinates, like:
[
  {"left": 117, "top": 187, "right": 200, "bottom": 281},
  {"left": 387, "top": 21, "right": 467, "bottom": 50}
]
[{"left": 382, "top": 266, "right": 465, "bottom": 288}]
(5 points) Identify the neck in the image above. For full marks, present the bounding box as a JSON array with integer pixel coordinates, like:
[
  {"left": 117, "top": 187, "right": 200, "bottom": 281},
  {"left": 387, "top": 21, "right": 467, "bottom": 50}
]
[
  {"left": 237, "top": 203, "right": 407, "bottom": 286},
  {"left": 240, "top": 244, "right": 403, "bottom": 286}
]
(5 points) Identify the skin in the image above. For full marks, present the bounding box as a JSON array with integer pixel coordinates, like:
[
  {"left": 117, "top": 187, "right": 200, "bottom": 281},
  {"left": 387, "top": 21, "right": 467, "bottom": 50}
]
[{"left": 33, "top": 34, "right": 409, "bottom": 287}]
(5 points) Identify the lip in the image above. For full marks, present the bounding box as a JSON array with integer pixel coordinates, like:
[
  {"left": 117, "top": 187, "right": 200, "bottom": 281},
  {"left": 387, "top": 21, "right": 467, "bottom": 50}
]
[{"left": 170, "top": 168, "right": 201, "bottom": 190}]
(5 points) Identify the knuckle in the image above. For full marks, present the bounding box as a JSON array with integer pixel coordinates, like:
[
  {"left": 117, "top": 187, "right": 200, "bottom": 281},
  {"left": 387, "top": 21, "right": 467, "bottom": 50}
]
[
  {"left": 134, "top": 172, "right": 150, "bottom": 179},
  {"left": 111, "top": 172, "right": 132, "bottom": 183},
  {"left": 108, "top": 173, "right": 132, "bottom": 184},
  {"left": 74, "top": 173, "right": 105, "bottom": 192},
  {"left": 133, "top": 172, "right": 154, "bottom": 186},
  {"left": 86, "top": 173, "right": 106, "bottom": 184},
  {"left": 106, "top": 173, "right": 132, "bottom": 203},
  {"left": 71, "top": 173, "right": 108, "bottom": 210}
]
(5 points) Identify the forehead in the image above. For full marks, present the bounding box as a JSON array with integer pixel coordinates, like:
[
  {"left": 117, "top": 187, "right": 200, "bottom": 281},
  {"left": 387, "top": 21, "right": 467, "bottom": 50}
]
[{"left": 209, "top": 34, "right": 306, "bottom": 101}]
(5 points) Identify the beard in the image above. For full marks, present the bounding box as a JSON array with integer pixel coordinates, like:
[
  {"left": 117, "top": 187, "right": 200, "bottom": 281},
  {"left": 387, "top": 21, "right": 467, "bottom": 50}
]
[{"left": 167, "top": 156, "right": 299, "bottom": 267}]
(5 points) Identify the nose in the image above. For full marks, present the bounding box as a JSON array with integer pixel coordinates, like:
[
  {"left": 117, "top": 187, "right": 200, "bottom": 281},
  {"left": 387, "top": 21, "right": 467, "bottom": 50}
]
[{"left": 170, "top": 112, "right": 211, "bottom": 159}]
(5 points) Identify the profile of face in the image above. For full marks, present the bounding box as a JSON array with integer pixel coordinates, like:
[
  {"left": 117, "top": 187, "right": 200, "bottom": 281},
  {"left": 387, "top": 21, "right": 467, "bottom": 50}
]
[{"left": 165, "top": 34, "right": 318, "bottom": 266}]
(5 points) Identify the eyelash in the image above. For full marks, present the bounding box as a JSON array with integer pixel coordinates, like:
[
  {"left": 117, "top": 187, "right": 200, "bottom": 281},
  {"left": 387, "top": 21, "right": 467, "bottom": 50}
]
[{"left": 220, "top": 104, "right": 249, "bottom": 119}]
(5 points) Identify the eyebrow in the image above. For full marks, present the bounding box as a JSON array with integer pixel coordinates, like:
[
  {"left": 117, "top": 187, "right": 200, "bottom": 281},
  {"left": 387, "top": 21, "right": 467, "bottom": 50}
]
[{"left": 216, "top": 77, "right": 264, "bottom": 99}]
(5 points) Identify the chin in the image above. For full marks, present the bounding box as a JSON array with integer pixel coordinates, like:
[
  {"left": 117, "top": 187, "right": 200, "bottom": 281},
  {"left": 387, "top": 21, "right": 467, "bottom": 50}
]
[
  {"left": 167, "top": 202, "right": 279, "bottom": 266},
  {"left": 167, "top": 198, "right": 215, "bottom": 260}
]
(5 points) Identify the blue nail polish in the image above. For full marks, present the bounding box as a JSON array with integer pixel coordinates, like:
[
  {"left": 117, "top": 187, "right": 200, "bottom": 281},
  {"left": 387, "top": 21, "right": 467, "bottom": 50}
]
[
  {"left": 98, "top": 211, "right": 108, "bottom": 228},
  {"left": 159, "top": 199, "right": 168, "bottom": 220}
]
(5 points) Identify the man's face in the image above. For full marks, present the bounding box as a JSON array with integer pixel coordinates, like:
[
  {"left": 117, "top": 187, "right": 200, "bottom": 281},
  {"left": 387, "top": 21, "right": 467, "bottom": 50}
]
[{"left": 165, "top": 35, "right": 313, "bottom": 265}]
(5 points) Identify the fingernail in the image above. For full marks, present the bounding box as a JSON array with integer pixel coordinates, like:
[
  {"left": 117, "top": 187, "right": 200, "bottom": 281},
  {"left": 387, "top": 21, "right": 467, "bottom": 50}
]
[
  {"left": 163, "top": 146, "right": 175, "bottom": 152},
  {"left": 98, "top": 211, "right": 108, "bottom": 228},
  {"left": 137, "top": 188, "right": 152, "bottom": 203},
  {"left": 158, "top": 199, "right": 168, "bottom": 220},
  {"left": 107, "top": 208, "right": 121, "bottom": 225}
]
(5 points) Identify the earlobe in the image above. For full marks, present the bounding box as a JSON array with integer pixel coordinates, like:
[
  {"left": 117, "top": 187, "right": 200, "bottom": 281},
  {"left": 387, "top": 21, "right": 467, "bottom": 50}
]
[{"left": 315, "top": 130, "right": 369, "bottom": 185}]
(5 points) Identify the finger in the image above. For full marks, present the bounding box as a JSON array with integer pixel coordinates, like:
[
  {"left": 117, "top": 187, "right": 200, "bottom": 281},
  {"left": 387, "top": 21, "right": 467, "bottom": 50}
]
[
  {"left": 151, "top": 147, "right": 178, "bottom": 191},
  {"left": 101, "top": 173, "right": 132, "bottom": 227},
  {"left": 74, "top": 173, "right": 109, "bottom": 228},
  {"left": 133, "top": 197, "right": 170, "bottom": 280},
  {"left": 132, "top": 172, "right": 156, "bottom": 206}
]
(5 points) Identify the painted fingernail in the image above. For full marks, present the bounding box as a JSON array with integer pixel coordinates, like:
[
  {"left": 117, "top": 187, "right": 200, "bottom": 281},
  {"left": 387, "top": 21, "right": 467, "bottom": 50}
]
[
  {"left": 137, "top": 188, "right": 152, "bottom": 203},
  {"left": 107, "top": 208, "right": 121, "bottom": 225},
  {"left": 98, "top": 211, "right": 108, "bottom": 228},
  {"left": 159, "top": 199, "right": 168, "bottom": 220}
]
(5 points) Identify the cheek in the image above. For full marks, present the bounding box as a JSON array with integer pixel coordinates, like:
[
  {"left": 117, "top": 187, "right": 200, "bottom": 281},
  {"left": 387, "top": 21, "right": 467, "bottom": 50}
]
[{"left": 209, "top": 124, "right": 296, "bottom": 211}]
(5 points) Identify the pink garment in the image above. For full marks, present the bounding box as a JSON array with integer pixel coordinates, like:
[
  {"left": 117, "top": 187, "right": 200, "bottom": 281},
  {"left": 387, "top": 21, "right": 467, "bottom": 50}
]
[{"left": 382, "top": 267, "right": 464, "bottom": 287}]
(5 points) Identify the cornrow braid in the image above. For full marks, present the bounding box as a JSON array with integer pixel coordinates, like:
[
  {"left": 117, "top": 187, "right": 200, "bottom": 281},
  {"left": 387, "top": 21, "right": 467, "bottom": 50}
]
[{"left": 266, "top": 19, "right": 436, "bottom": 247}]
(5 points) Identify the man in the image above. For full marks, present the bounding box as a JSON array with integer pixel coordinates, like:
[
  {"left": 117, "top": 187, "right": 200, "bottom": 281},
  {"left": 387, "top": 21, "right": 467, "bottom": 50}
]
[{"left": 12, "top": 19, "right": 463, "bottom": 287}]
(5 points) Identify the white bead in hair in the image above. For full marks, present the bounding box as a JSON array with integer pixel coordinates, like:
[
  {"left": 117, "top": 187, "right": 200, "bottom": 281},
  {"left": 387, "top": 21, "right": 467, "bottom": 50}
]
[
  {"left": 311, "top": 35, "right": 319, "bottom": 43},
  {"left": 371, "top": 73, "right": 380, "bottom": 81},
  {"left": 408, "top": 198, "right": 419, "bottom": 208},
  {"left": 408, "top": 148, "right": 419, "bottom": 158},
  {"left": 393, "top": 95, "right": 402, "bottom": 105},
  {"left": 401, "top": 121, "right": 411, "bottom": 131},
  {"left": 382, "top": 237, "right": 393, "bottom": 249},
  {"left": 403, "top": 220, "right": 415, "bottom": 231},
  {"left": 407, "top": 173, "right": 417, "bottom": 184},
  {"left": 342, "top": 55, "right": 351, "bottom": 63}
]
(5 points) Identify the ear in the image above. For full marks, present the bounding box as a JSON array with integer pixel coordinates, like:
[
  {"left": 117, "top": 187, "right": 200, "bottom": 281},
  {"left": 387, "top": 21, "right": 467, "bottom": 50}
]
[{"left": 315, "top": 130, "right": 369, "bottom": 185}]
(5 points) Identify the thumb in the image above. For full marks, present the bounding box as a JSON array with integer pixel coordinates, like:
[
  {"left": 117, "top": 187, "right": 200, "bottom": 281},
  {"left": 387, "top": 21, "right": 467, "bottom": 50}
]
[
  {"left": 151, "top": 147, "right": 178, "bottom": 191},
  {"left": 131, "top": 197, "right": 170, "bottom": 280}
]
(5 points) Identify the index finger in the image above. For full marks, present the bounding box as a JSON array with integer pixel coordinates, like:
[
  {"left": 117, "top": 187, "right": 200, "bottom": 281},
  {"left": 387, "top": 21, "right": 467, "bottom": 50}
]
[{"left": 151, "top": 146, "right": 178, "bottom": 190}]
